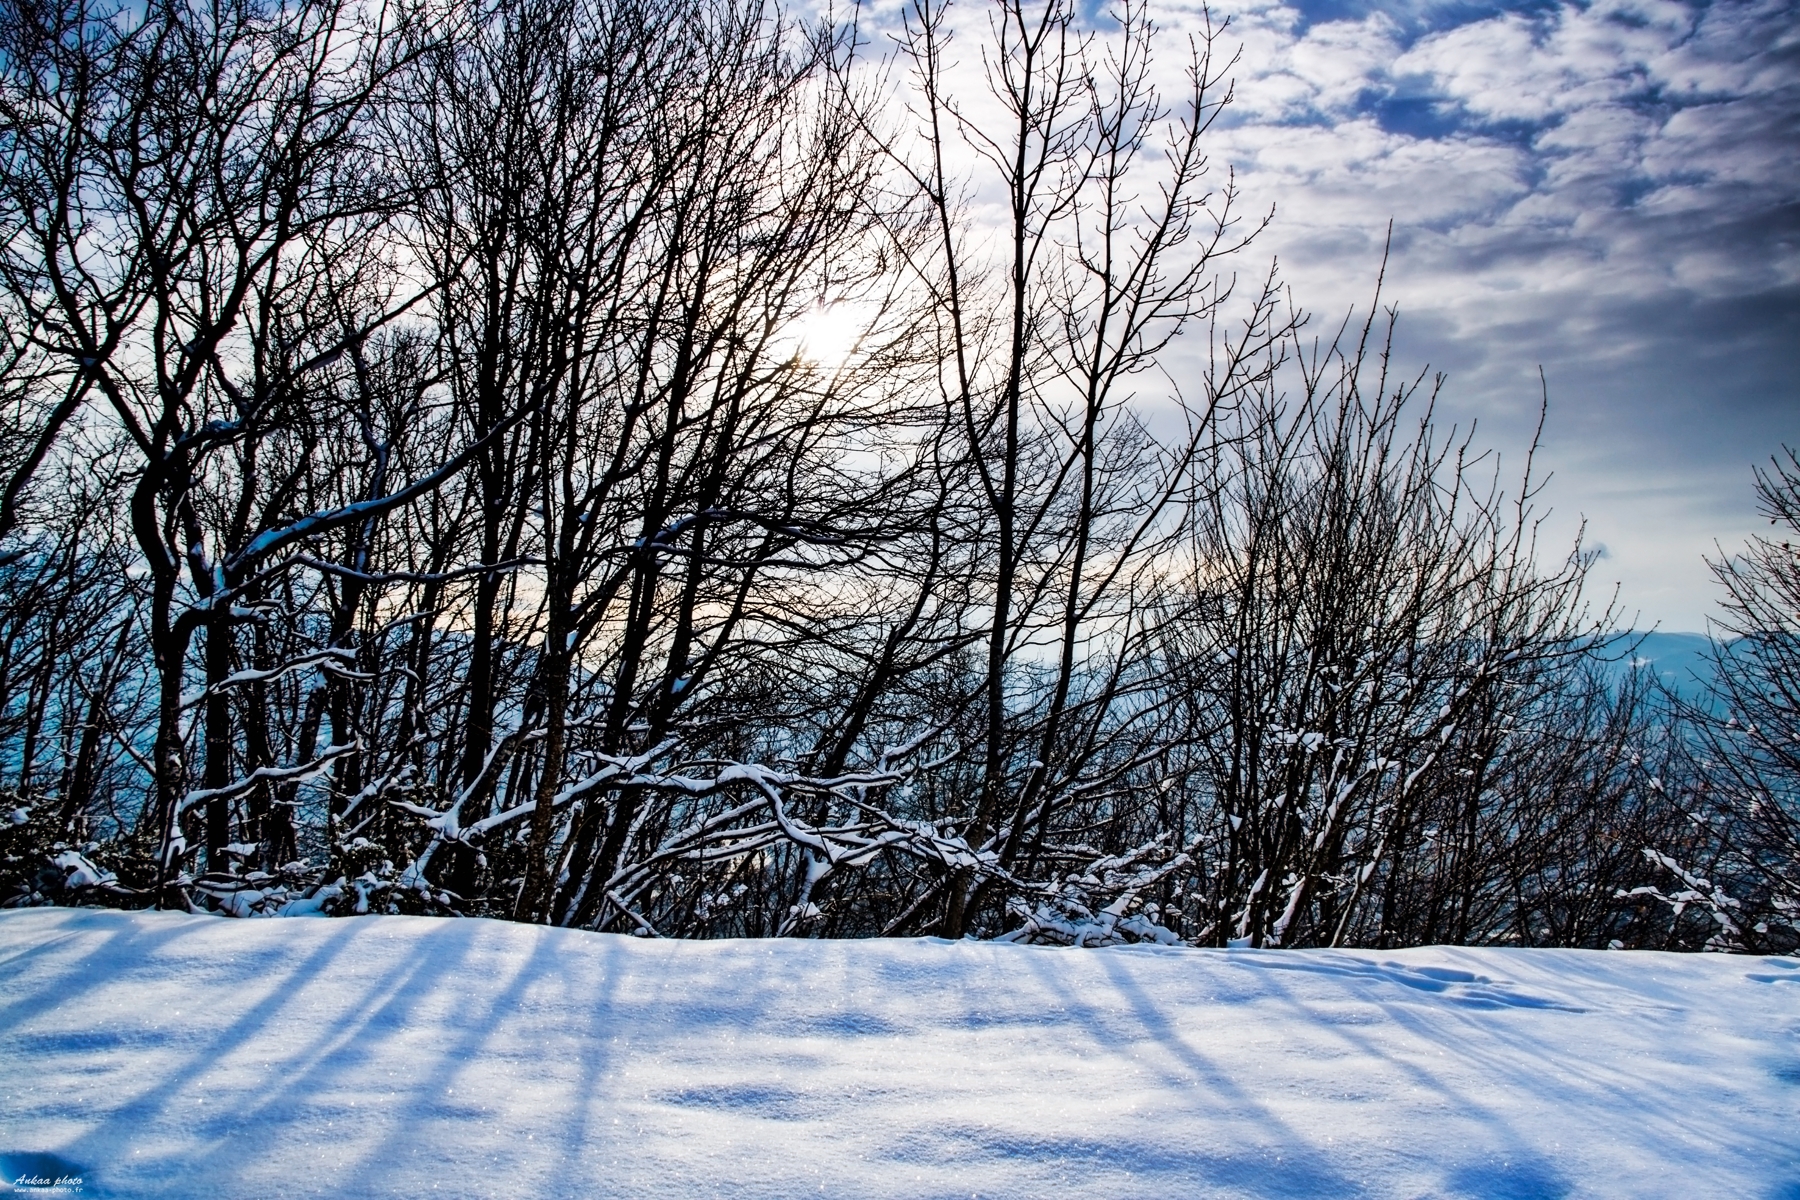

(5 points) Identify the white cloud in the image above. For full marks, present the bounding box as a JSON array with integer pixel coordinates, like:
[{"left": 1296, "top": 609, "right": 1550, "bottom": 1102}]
[{"left": 1158, "top": 0, "right": 1798, "bottom": 627}]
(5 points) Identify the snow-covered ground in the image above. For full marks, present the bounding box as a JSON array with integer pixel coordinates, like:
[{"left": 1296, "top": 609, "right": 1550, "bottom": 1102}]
[{"left": 1, "top": 910, "right": 1795, "bottom": 1199}]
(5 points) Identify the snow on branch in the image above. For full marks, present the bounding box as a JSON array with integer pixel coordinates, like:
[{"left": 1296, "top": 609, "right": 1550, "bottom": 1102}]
[{"left": 179, "top": 742, "right": 358, "bottom": 815}]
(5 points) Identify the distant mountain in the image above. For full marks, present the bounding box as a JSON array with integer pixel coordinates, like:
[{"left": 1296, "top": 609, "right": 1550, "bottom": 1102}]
[{"left": 1612, "top": 631, "right": 1718, "bottom": 702}]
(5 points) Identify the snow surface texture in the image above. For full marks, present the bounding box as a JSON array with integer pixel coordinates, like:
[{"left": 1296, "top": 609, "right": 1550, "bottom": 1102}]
[{"left": 1, "top": 911, "right": 1796, "bottom": 1199}]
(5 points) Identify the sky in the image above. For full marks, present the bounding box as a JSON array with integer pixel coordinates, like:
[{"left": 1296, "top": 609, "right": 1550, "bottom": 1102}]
[
  {"left": 1168, "top": 0, "right": 1799, "bottom": 629},
  {"left": 839, "top": 0, "right": 1794, "bottom": 629}
]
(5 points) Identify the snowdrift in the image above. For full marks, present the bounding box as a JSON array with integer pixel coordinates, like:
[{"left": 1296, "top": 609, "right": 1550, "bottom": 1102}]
[{"left": 1, "top": 909, "right": 1795, "bottom": 1198}]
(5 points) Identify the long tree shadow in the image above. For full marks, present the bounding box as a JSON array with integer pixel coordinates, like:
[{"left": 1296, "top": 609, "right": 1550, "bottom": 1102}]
[
  {"left": 1242, "top": 947, "right": 1797, "bottom": 1190},
  {"left": 320, "top": 918, "right": 622, "bottom": 1197},
  {"left": 1107, "top": 946, "right": 1576, "bottom": 1199},
  {"left": 0, "top": 909, "right": 220, "bottom": 1032},
  {"left": 50, "top": 921, "right": 370, "bottom": 1185},
  {"left": 7, "top": 915, "right": 1793, "bottom": 1199},
  {"left": 1, "top": 911, "right": 371, "bottom": 1198},
  {"left": 161, "top": 916, "right": 488, "bottom": 1192},
  {"left": 1074, "top": 943, "right": 1793, "bottom": 1199},
  {"left": 1009, "top": 942, "right": 1375, "bottom": 1198}
]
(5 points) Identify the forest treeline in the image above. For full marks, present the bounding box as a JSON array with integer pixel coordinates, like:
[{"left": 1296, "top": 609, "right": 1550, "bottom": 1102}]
[{"left": 1, "top": 0, "right": 1794, "bottom": 951}]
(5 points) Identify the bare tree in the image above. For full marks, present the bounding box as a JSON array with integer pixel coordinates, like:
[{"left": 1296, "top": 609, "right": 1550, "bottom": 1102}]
[
  {"left": 871, "top": 0, "right": 1288, "bottom": 937},
  {"left": 1645, "top": 449, "right": 1800, "bottom": 951},
  {"left": 0, "top": 0, "right": 1731, "bottom": 954}
]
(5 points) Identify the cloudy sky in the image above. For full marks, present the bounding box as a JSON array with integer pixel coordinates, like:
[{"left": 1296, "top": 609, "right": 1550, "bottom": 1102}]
[{"left": 1168, "top": 0, "right": 1798, "bottom": 629}]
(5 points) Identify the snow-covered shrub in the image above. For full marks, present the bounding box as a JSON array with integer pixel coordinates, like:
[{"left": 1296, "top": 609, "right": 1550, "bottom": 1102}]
[
  {"left": 995, "top": 840, "right": 1189, "bottom": 947},
  {"left": 0, "top": 799, "right": 149, "bottom": 909}
]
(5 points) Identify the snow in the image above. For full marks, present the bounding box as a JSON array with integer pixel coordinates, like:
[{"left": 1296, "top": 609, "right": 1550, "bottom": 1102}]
[
  {"left": 1, "top": 911, "right": 1796, "bottom": 1199},
  {"left": 44, "top": 855, "right": 113, "bottom": 894}
]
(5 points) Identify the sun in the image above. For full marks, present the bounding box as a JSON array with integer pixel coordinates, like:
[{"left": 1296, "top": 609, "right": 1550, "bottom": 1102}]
[{"left": 786, "top": 301, "right": 873, "bottom": 372}]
